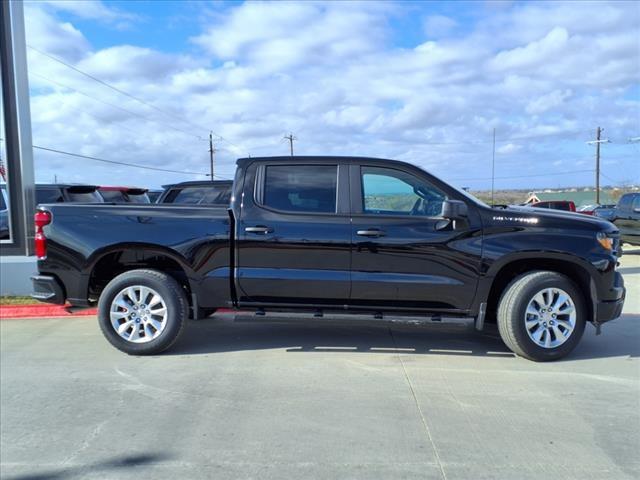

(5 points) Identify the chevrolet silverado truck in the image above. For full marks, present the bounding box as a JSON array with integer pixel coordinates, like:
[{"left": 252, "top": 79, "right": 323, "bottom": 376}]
[{"left": 31, "top": 156, "right": 625, "bottom": 361}]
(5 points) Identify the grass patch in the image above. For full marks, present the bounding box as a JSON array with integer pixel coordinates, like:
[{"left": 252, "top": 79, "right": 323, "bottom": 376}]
[{"left": 0, "top": 296, "right": 36, "bottom": 306}]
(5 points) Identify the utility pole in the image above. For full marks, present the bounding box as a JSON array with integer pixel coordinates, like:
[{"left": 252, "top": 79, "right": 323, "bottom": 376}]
[
  {"left": 284, "top": 133, "right": 296, "bottom": 156},
  {"left": 209, "top": 131, "right": 216, "bottom": 180},
  {"left": 587, "top": 127, "right": 610, "bottom": 204},
  {"left": 595, "top": 127, "right": 601, "bottom": 204},
  {"left": 491, "top": 128, "right": 496, "bottom": 206}
]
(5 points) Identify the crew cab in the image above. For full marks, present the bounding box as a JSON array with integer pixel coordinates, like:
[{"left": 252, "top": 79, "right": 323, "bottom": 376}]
[{"left": 31, "top": 157, "right": 625, "bottom": 361}]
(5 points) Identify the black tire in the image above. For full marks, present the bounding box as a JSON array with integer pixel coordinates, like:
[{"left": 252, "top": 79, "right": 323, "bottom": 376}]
[
  {"left": 497, "top": 271, "right": 586, "bottom": 362},
  {"left": 97, "top": 269, "right": 188, "bottom": 355}
]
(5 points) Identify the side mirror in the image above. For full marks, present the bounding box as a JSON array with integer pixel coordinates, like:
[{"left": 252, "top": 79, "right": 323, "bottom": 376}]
[{"left": 441, "top": 199, "right": 468, "bottom": 220}]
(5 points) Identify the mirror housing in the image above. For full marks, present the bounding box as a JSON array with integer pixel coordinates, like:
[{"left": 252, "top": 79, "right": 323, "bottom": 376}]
[{"left": 441, "top": 199, "right": 468, "bottom": 220}]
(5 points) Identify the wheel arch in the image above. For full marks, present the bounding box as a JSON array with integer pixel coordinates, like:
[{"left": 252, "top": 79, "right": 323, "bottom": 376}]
[
  {"left": 482, "top": 253, "right": 594, "bottom": 324},
  {"left": 86, "top": 244, "right": 196, "bottom": 303}
]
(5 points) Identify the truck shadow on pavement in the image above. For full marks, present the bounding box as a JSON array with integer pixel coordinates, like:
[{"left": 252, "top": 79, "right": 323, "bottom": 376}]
[
  {"left": 4, "top": 453, "right": 169, "bottom": 480},
  {"left": 167, "top": 313, "right": 640, "bottom": 360}
]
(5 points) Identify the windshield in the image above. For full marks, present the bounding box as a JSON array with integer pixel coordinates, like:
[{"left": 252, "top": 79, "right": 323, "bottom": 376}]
[{"left": 452, "top": 186, "right": 490, "bottom": 208}]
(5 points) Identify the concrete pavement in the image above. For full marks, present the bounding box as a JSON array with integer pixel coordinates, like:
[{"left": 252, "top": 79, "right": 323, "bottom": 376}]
[{"left": 1, "top": 250, "right": 639, "bottom": 480}]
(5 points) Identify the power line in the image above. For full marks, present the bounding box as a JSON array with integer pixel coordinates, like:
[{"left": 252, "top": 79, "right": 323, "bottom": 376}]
[
  {"left": 448, "top": 169, "right": 595, "bottom": 182},
  {"left": 414, "top": 129, "right": 590, "bottom": 146},
  {"left": 31, "top": 144, "right": 224, "bottom": 177},
  {"left": 30, "top": 71, "right": 208, "bottom": 141},
  {"left": 27, "top": 45, "right": 242, "bottom": 149}
]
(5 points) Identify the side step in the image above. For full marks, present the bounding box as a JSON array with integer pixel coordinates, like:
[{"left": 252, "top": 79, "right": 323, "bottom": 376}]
[{"left": 234, "top": 310, "right": 476, "bottom": 326}]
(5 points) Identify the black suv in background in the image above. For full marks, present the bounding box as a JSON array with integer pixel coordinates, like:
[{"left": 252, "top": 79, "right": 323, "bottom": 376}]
[
  {"left": 612, "top": 192, "right": 640, "bottom": 246},
  {"left": 156, "top": 180, "right": 233, "bottom": 206}
]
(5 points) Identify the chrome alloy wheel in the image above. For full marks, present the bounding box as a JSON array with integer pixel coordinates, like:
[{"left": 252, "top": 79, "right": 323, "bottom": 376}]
[
  {"left": 110, "top": 286, "right": 168, "bottom": 343},
  {"left": 524, "top": 287, "right": 577, "bottom": 349}
]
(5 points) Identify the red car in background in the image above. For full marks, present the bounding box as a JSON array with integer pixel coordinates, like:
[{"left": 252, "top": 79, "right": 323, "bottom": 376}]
[
  {"left": 98, "top": 186, "right": 150, "bottom": 203},
  {"left": 529, "top": 200, "right": 576, "bottom": 212}
]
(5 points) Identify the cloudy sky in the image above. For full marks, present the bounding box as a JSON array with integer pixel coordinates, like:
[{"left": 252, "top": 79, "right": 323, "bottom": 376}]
[{"left": 20, "top": 0, "right": 640, "bottom": 190}]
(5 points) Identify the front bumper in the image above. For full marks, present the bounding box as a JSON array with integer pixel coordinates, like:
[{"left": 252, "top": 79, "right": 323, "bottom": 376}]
[
  {"left": 31, "top": 275, "right": 65, "bottom": 305},
  {"left": 595, "top": 271, "right": 625, "bottom": 324}
]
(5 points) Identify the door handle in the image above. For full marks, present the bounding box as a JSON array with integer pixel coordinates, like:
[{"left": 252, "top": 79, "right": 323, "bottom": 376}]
[
  {"left": 245, "top": 226, "right": 273, "bottom": 234},
  {"left": 357, "top": 229, "right": 385, "bottom": 237}
]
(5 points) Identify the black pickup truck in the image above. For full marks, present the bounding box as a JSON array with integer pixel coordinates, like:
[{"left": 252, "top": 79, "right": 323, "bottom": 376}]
[{"left": 31, "top": 156, "right": 625, "bottom": 361}]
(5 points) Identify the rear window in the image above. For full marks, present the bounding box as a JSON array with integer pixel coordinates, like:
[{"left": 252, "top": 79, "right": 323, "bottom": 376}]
[
  {"left": 36, "top": 188, "right": 64, "bottom": 204},
  {"left": 67, "top": 190, "right": 103, "bottom": 203},
  {"left": 100, "top": 190, "right": 126, "bottom": 202},
  {"left": 164, "top": 185, "right": 231, "bottom": 205},
  {"left": 262, "top": 165, "right": 337, "bottom": 213},
  {"left": 127, "top": 192, "right": 150, "bottom": 203},
  {"left": 100, "top": 191, "right": 150, "bottom": 203}
]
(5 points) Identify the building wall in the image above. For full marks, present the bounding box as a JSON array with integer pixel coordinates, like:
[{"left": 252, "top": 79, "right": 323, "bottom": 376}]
[{"left": 0, "top": 255, "right": 35, "bottom": 295}]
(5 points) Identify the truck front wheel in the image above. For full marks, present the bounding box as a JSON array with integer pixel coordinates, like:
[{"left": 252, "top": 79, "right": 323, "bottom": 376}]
[
  {"left": 497, "top": 271, "right": 586, "bottom": 361},
  {"left": 97, "top": 269, "right": 189, "bottom": 355}
]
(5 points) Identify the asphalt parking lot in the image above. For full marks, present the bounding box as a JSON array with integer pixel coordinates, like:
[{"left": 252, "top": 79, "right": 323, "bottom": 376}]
[{"left": 1, "top": 250, "right": 639, "bottom": 480}]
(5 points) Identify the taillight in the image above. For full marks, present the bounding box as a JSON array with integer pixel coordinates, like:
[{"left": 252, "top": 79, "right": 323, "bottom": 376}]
[{"left": 34, "top": 210, "right": 52, "bottom": 259}]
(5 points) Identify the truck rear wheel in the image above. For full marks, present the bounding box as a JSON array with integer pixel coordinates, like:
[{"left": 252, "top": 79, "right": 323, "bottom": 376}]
[
  {"left": 97, "top": 269, "right": 188, "bottom": 355},
  {"left": 497, "top": 271, "right": 586, "bottom": 361}
]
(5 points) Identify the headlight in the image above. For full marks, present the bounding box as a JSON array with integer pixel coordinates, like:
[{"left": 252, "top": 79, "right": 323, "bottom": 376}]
[{"left": 596, "top": 231, "right": 613, "bottom": 251}]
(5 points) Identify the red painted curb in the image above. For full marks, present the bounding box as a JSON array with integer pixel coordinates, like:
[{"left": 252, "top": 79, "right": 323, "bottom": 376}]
[
  {"left": 0, "top": 304, "right": 97, "bottom": 319},
  {"left": 0, "top": 305, "right": 235, "bottom": 319}
]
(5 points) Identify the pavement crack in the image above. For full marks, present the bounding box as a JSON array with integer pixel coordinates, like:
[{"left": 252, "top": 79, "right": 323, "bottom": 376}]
[{"left": 388, "top": 327, "right": 448, "bottom": 480}]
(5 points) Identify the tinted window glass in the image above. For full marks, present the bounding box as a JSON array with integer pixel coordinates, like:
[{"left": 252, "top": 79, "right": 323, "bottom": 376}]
[
  {"left": 263, "top": 165, "right": 337, "bottom": 213},
  {"left": 0, "top": 187, "right": 6, "bottom": 210},
  {"left": 67, "top": 191, "right": 103, "bottom": 203},
  {"left": 361, "top": 166, "right": 445, "bottom": 216},
  {"left": 632, "top": 195, "right": 640, "bottom": 210},
  {"left": 127, "top": 193, "right": 150, "bottom": 203},
  {"left": 100, "top": 190, "right": 126, "bottom": 202},
  {"left": 618, "top": 194, "right": 634, "bottom": 210},
  {"left": 36, "top": 188, "right": 64, "bottom": 204},
  {"left": 167, "top": 185, "right": 231, "bottom": 205}
]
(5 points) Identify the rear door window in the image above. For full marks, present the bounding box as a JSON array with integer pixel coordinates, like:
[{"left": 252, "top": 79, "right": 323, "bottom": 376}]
[{"left": 262, "top": 165, "right": 337, "bottom": 214}]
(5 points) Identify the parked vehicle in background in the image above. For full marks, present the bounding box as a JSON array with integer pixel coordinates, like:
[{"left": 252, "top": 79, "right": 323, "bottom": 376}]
[
  {"left": 1, "top": 184, "right": 103, "bottom": 239},
  {"left": 36, "top": 184, "right": 104, "bottom": 204},
  {"left": 98, "top": 186, "right": 150, "bottom": 203},
  {"left": 612, "top": 192, "right": 640, "bottom": 246},
  {"left": 578, "top": 204, "right": 616, "bottom": 220},
  {"left": 529, "top": 200, "right": 576, "bottom": 212},
  {"left": 0, "top": 185, "right": 8, "bottom": 240},
  {"left": 31, "top": 156, "right": 625, "bottom": 362},
  {"left": 147, "top": 190, "right": 163, "bottom": 203},
  {"left": 157, "top": 180, "right": 232, "bottom": 206}
]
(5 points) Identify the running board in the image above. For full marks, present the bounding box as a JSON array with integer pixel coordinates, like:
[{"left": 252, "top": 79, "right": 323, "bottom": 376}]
[{"left": 234, "top": 310, "right": 475, "bottom": 326}]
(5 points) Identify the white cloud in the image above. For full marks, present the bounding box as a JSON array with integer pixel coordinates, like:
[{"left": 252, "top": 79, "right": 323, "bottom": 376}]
[
  {"left": 497, "top": 143, "right": 522, "bottom": 155},
  {"left": 526, "top": 89, "right": 572, "bottom": 115},
  {"left": 22, "top": 0, "right": 640, "bottom": 189},
  {"left": 24, "top": 5, "right": 90, "bottom": 61}
]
